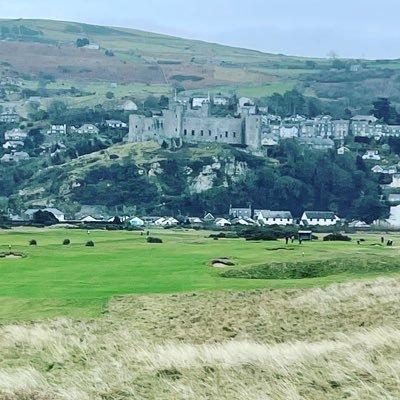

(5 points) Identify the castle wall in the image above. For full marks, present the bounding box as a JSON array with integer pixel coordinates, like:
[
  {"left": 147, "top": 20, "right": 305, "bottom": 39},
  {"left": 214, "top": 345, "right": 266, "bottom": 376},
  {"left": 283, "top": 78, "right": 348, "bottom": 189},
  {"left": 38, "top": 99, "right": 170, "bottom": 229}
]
[
  {"left": 128, "top": 102, "right": 261, "bottom": 150},
  {"left": 129, "top": 115, "right": 165, "bottom": 142},
  {"left": 181, "top": 116, "right": 244, "bottom": 145}
]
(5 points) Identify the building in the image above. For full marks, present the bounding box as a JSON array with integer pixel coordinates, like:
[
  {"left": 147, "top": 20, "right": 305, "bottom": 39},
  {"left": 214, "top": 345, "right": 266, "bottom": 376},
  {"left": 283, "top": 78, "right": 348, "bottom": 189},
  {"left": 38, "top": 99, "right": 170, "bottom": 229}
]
[
  {"left": 3, "top": 140, "right": 24, "bottom": 149},
  {"left": 23, "top": 207, "right": 64, "bottom": 221},
  {"left": 1, "top": 151, "right": 29, "bottom": 162},
  {"left": 128, "top": 99, "right": 263, "bottom": 151},
  {"left": 229, "top": 205, "right": 252, "bottom": 219},
  {"left": 300, "top": 211, "right": 340, "bottom": 226},
  {"left": 4, "top": 128, "right": 27, "bottom": 141},
  {"left": 337, "top": 146, "right": 350, "bottom": 155},
  {"left": 105, "top": 120, "right": 127, "bottom": 129},
  {"left": 254, "top": 210, "right": 293, "bottom": 226},
  {"left": 47, "top": 124, "right": 67, "bottom": 135},
  {"left": 0, "top": 110, "right": 20, "bottom": 124},
  {"left": 129, "top": 216, "right": 145, "bottom": 226},
  {"left": 362, "top": 150, "right": 381, "bottom": 161},
  {"left": 76, "top": 124, "right": 99, "bottom": 134},
  {"left": 351, "top": 115, "right": 378, "bottom": 137}
]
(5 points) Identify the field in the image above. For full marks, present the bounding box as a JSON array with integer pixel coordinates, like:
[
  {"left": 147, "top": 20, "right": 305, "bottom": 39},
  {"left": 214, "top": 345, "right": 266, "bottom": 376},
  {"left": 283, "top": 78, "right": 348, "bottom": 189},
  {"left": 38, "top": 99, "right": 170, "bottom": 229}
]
[
  {"left": 0, "top": 227, "right": 399, "bottom": 321},
  {"left": 1, "top": 227, "right": 400, "bottom": 399}
]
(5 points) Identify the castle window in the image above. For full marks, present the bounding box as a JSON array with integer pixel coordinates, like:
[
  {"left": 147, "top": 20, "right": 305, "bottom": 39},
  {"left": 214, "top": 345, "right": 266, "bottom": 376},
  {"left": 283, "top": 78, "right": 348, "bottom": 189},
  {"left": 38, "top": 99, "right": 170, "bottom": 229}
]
[
  {"left": 215, "top": 136, "right": 218, "bottom": 141},
  {"left": 225, "top": 131, "right": 228, "bottom": 138},
  {"left": 209, "top": 130, "right": 211, "bottom": 136},
  {"left": 201, "top": 130, "right": 204, "bottom": 136},
  {"left": 184, "top": 129, "right": 187, "bottom": 136},
  {"left": 135, "top": 125, "right": 138, "bottom": 128},
  {"left": 220, "top": 134, "right": 222, "bottom": 139},
  {"left": 233, "top": 132, "right": 236, "bottom": 138},
  {"left": 191, "top": 130, "right": 195, "bottom": 136}
]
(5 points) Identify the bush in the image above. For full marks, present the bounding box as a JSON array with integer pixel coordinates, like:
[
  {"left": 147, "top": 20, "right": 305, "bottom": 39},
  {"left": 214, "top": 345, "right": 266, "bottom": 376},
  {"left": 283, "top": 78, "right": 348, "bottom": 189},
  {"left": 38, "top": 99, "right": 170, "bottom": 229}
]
[
  {"left": 147, "top": 237, "right": 163, "bottom": 243},
  {"left": 63, "top": 239, "right": 71, "bottom": 245},
  {"left": 29, "top": 239, "right": 37, "bottom": 246},
  {"left": 86, "top": 240, "right": 95, "bottom": 247},
  {"left": 323, "top": 233, "right": 351, "bottom": 242}
]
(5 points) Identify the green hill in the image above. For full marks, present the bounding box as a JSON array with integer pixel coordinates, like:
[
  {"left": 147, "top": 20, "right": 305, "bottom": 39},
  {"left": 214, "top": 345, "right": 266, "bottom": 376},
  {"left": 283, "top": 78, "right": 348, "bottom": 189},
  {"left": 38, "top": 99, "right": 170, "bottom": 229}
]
[{"left": 2, "top": 18, "right": 400, "bottom": 107}]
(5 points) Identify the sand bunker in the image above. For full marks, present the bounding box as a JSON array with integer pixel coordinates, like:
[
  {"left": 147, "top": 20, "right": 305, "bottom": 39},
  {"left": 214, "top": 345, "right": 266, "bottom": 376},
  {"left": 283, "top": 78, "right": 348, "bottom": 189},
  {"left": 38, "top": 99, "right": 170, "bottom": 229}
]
[
  {"left": 212, "top": 258, "right": 235, "bottom": 268},
  {"left": 0, "top": 252, "right": 25, "bottom": 259}
]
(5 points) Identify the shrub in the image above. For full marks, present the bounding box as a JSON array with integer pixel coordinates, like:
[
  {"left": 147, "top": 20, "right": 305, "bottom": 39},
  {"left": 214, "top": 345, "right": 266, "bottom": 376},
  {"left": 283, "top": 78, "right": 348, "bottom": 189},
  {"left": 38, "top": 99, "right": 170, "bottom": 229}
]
[
  {"left": 147, "top": 237, "right": 162, "bottom": 243},
  {"left": 323, "top": 233, "right": 351, "bottom": 242},
  {"left": 86, "top": 240, "right": 95, "bottom": 247},
  {"left": 63, "top": 239, "right": 70, "bottom": 245},
  {"left": 29, "top": 239, "right": 37, "bottom": 246}
]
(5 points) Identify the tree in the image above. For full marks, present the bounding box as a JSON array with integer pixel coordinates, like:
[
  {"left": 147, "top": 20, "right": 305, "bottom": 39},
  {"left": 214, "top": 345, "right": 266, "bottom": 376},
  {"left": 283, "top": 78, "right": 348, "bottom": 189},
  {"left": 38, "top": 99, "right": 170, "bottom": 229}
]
[
  {"left": 105, "top": 91, "right": 114, "bottom": 99},
  {"left": 33, "top": 210, "right": 59, "bottom": 225},
  {"left": 76, "top": 38, "right": 89, "bottom": 47},
  {"left": 370, "top": 98, "right": 397, "bottom": 124},
  {"left": 48, "top": 100, "right": 68, "bottom": 123}
]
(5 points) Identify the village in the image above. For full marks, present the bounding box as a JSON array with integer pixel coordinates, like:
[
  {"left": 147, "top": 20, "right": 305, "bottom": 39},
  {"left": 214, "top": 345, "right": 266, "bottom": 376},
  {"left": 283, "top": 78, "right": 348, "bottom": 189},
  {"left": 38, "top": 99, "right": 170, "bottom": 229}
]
[{"left": 3, "top": 94, "right": 400, "bottom": 228}]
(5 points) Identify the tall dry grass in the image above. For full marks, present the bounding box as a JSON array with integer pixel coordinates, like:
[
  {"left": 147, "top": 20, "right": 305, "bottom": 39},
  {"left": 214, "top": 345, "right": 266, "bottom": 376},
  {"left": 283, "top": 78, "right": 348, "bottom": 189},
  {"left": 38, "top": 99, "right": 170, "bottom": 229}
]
[{"left": 1, "top": 277, "right": 400, "bottom": 399}]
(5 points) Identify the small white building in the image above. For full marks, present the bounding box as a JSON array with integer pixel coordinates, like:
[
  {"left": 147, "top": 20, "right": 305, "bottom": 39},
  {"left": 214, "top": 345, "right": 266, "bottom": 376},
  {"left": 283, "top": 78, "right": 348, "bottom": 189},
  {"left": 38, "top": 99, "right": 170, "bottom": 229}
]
[
  {"left": 300, "top": 211, "right": 340, "bottom": 226},
  {"left": 76, "top": 124, "right": 99, "bottom": 134},
  {"left": 129, "top": 216, "right": 145, "bottom": 226},
  {"left": 362, "top": 150, "right": 381, "bottom": 161},
  {"left": 337, "top": 146, "right": 350, "bottom": 155},
  {"left": 4, "top": 128, "right": 27, "bottom": 141},
  {"left": 80, "top": 215, "right": 102, "bottom": 222},
  {"left": 105, "top": 120, "right": 127, "bottom": 129},
  {"left": 47, "top": 124, "right": 67, "bottom": 135},
  {"left": 215, "top": 218, "right": 231, "bottom": 227}
]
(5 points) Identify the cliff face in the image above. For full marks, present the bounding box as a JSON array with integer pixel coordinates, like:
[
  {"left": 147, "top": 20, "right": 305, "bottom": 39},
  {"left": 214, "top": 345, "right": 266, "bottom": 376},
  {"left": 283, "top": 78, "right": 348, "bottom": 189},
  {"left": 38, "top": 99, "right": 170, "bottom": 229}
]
[{"left": 16, "top": 142, "right": 256, "bottom": 213}]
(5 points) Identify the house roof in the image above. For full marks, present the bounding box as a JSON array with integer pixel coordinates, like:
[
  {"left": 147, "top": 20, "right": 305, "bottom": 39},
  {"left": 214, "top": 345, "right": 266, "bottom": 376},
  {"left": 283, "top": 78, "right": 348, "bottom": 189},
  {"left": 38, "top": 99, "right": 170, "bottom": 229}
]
[
  {"left": 255, "top": 210, "right": 293, "bottom": 219},
  {"left": 43, "top": 208, "right": 64, "bottom": 217},
  {"left": 303, "top": 211, "right": 337, "bottom": 219}
]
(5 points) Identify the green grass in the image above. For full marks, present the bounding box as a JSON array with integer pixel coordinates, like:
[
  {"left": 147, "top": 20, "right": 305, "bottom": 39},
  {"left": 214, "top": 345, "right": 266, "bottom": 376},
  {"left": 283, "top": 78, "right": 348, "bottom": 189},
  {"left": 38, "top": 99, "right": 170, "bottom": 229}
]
[{"left": 0, "top": 228, "right": 399, "bottom": 321}]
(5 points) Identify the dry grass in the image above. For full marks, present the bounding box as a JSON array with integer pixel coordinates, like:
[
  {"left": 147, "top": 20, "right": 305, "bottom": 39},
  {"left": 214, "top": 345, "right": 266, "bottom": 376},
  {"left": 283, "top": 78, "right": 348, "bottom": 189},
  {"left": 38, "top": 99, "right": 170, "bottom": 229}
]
[{"left": 1, "top": 277, "right": 400, "bottom": 399}]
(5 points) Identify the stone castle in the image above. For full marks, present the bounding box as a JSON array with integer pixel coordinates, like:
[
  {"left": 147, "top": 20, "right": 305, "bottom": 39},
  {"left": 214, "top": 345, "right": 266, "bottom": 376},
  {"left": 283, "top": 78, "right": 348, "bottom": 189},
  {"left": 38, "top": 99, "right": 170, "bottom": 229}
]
[{"left": 128, "top": 98, "right": 263, "bottom": 151}]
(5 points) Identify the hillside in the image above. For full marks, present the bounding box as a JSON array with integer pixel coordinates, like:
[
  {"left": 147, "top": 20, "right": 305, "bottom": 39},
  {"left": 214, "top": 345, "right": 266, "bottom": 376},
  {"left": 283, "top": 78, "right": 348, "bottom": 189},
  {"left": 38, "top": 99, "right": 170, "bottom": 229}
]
[
  {"left": 1, "top": 18, "right": 400, "bottom": 109},
  {"left": 6, "top": 140, "right": 385, "bottom": 221}
]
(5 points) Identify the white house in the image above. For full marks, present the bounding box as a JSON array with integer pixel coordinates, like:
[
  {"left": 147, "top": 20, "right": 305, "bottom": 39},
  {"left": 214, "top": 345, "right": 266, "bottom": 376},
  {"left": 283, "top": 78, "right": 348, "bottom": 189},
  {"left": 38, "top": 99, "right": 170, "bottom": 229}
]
[
  {"left": 47, "top": 124, "right": 67, "bottom": 134},
  {"left": 300, "top": 211, "right": 340, "bottom": 226},
  {"left": 161, "top": 217, "right": 179, "bottom": 226},
  {"left": 119, "top": 100, "right": 138, "bottom": 111},
  {"left": 371, "top": 165, "right": 397, "bottom": 175},
  {"left": 215, "top": 218, "right": 231, "bottom": 227},
  {"left": 280, "top": 126, "right": 299, "bottom": 139},
  {"left": 4, "top": 128, "right": 27, "bottom": 141},
  {"left": 80, "top": 215, "right": 102, "bottom": 222},
  {"left": 362, "top": 150, "right": 381, "bottom": 161},
  {"left": 129, "top": 216, "right": 145, "bottom": 226},
  {"left": 3, "top": 140, "right": 24, "bottom": 149},
  {"left": 105, "top": 120, "right": 127, "bottom": 129},
  {"left": 254, "top": 210, "right": 293, "bottom": 226},
  {"left": 76, "top": 124, "right": 99, "bottom": 134},
  {"left": 337, "top": 146, "right": 350, "bottom": 155}
]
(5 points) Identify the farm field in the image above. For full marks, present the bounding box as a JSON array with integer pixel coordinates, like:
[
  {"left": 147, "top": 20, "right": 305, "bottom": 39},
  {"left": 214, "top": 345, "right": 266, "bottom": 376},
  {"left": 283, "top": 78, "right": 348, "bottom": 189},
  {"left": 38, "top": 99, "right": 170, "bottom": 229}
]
[{"left": 0, "top": 227, "right": 400, "bottom": 321}]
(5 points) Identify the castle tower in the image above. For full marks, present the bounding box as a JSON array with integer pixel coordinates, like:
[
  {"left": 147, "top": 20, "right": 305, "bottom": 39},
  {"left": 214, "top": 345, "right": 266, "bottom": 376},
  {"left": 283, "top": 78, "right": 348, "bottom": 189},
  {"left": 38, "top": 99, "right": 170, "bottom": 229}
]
[{"left": 244, "top": 115, "right": 262, "bottom": 151}]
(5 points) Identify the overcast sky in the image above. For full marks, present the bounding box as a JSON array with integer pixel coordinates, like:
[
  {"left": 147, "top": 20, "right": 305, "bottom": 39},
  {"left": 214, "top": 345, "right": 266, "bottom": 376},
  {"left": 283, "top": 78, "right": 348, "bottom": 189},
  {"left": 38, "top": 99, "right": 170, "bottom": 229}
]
[{"left": 0, "top": 0, "right": 399, "bottom": 59}]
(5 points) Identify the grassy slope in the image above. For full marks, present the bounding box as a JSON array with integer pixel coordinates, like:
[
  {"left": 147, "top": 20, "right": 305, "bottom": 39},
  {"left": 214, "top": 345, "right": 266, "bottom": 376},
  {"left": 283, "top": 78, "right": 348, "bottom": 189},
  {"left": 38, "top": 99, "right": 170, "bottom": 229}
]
[
  {"left": 0, "top": 228, "right": 399, "bottom": 321},
  {"left": 0, "top": 18, "right": 331, "bottom": 103}
]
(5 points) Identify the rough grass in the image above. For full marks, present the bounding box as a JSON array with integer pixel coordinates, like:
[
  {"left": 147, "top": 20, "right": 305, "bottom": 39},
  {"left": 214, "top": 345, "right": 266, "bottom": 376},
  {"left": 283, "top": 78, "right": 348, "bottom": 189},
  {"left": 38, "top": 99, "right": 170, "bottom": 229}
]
[
  {"left": 1, "top": 277, "right": 400, "bottom": 399},
  {"left": 221, "top": 256, "right": 400, "bottom": 279}
]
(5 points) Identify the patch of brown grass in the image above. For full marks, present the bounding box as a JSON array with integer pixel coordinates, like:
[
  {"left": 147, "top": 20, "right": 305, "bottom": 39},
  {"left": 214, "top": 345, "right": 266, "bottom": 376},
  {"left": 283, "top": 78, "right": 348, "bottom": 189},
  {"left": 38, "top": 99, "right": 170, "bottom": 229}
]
[{"left": 1, "top": 277, "right": 400, "bottom": 399}]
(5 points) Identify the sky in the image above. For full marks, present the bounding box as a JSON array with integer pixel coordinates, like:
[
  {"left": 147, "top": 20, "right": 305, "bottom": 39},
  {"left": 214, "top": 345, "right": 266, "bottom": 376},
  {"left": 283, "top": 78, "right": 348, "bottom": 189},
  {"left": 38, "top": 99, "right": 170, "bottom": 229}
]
[{"left": 0, "top": 0, "right": 399, "bottom": 59}]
